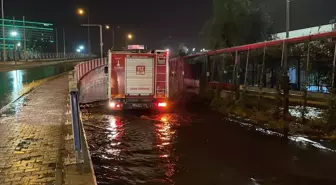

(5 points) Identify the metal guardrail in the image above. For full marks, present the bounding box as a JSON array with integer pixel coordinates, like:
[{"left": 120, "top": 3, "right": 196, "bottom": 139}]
[
  {"left": 68, "top": 71, "right": 84, "bottom": 163},
  {"left": 1, "top": 51, "right": 94, "bottom": 62}
]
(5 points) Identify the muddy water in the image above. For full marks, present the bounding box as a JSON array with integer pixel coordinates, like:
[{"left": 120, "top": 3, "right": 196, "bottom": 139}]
[{"left": 82, "top": 108, "right": 336, "bottom": 185}]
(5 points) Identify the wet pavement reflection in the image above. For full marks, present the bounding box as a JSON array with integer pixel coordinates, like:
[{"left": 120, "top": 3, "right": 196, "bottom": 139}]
[
  {"left": 82, "top": 107, "right": 336, "bottom": 185},
  {"left": 0, "top": 63, "right": 75, "bottom": 110}
]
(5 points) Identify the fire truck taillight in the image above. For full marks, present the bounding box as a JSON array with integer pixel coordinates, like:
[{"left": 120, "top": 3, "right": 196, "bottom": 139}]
[
  {"left": 158, "top": 102, "right": 167, "bottom": 107},
  {"left": 109, "top": 102, "right": 121, "bottom": 109},
  {"left": 109, "top": 102, "right": 116, "bottom": 108}
]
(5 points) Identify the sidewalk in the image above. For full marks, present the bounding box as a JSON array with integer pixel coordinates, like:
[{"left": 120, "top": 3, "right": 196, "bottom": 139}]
[{"left": 0, "top": 74, "right": 96, "bottom": 185}]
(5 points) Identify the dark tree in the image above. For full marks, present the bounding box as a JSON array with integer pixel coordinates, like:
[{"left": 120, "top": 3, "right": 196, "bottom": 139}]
[{"left": 202, "top": 0, "right": 273, "bottom": 49}]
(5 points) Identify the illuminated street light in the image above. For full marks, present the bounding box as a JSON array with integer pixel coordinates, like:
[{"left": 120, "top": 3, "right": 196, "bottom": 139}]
[
  {"left": 166, "top": 48, "right": 169, "bottom": 52},
  {"left": 127, "top": 33, "right": 133, "bottom": 40},
  {"left": 76, "top": 48, "right": 81, "bottom": 53},
  {"left": 79, "top": 45, "right": 84, "bottom": 50},
  {"left": 10, "top": 31, "right": 18, "bottom": 37},
  {"left": 76, "top": 8, "right": 92, "bottom": 57},
  {"left": 105, "top": 25, "right": 110, "bottom": 29},
  {"left": 17, "top": 42, "right": 21, "bottom": 47},
  {"left": 192, "top": 48, "right": 195, "bottom": 52},
  {"left": 77, "top": 8, "right": 85, "bottom": 16}
]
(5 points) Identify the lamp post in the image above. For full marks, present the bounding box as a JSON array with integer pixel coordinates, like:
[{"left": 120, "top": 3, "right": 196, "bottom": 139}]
[
  {"left": 23, "top": 16, "right": 27, "bottom": 61},
  {"left": 77, "top": 8, "right": 91, "bottom": 57},
  {"left": 63, "top": 28, "right": 66, "bottom": 58},
  {"left": 10, "top": 30, "right": 18, "bottom": 61},
  {"left": 76, "top": 45, "right": 85, "bottom": 57},
  {"left": 81, "top": 24, "right": 103, "bottom": 58},
  {"left": 105, "top": 25, "right": 115, "bottom": 50},
  {"left": 125, "top": 33, "right": 133, "bottom": 49},
  {"left": 127, "top": 33, "right": 133, "bottom": 40},
  {"left": 2, "top": 0, "right": 5, "bottom": 61}
]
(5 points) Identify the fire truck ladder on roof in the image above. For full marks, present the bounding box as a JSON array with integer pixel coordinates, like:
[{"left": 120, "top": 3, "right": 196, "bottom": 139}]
[{"left": 155, "top": 52, "right": 168, "bottom": 98}]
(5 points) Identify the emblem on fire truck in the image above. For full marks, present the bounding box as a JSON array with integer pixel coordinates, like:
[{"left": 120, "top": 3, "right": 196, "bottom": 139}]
[{"left": 136, "top": 66, "right": 145, "bottom": 75}]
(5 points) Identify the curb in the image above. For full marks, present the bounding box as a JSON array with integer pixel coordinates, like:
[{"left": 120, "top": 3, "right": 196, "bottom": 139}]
[
  {"left": 79, "top": 111, "right": 98, "bottom": 185},
  {"left": 61, "top": 94, "right": 97, "bottom": 185}
]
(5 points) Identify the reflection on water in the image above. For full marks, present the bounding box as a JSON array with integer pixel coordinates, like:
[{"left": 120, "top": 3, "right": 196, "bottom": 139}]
[
  {"left": 84, "top": 108, "right": 336, "bottom": 185},
  {"left": 229, "top": 117, "right": 335, "bottom": 152},
  {"left": 0, "top": 63, "right": 75, "bottom": 109},
  {"left": 83, "top": 112, "right": 182, "bottom": 185},
  {"left": 289, "top": 105, "right": 323, "bottom": 119},
  {"left": 11, "top": 70, "right": 24, "bottom": 101},
  {"left": 155, "top": 115, "right": 176, "bottom": 181}
]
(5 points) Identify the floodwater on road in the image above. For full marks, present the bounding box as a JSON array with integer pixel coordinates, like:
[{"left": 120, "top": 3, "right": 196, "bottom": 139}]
[
  {"left": 82, "top": 106, "right": 336, "bottom": 185},
  {"left": 0, "top": 63, "right": 76, "bottom": 109}
]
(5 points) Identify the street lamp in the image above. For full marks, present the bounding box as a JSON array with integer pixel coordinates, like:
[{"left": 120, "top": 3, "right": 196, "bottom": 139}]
[
  {"left": 79, "top": 45, "right": 84, "bottom": 50},
  {"left": 76, "top": 8, "right": 91, "bottom": 57},
  {"left": 10, "top": 30, "right": 19, "bottom": 61},
  {"left": 10, "top": 31, "right": 18, "bottom": 37},
  {"left": 105, "top": 25, "right": 115, "bottom": 50},
  {"left": 77, "top": 8, "right": 85, "bottom": 16},
  {"left": 125, "top": 33, "right": 133, "bottom": 50},
  {"left": 127, "top": 33, "right": 133, "bottom": 40},
  {"left": 76, "top": 48, "right": 81, "bottom": 53}
]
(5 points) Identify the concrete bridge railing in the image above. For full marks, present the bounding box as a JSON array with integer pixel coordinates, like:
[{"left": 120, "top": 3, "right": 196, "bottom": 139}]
[{"left": 74, "top": 58, "right": 109, "bottom": 104}]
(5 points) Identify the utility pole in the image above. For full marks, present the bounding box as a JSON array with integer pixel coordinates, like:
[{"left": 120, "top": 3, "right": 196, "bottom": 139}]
[
  {"left": 13, "top": 16, "right": 16, "bottom": 62},
  {"left": 55, "top": 28, "right": 59, "bottom": 57},
  {"left": 1, "top": 0, "right": 5, "bottom": 62},
  {"left": 99, "top": 25, "right": 103, "bottom": 58},
  {"left": 88, "top": 14, "right": 91, "bottom": 57},
  {"left": 282, "top": 0, "right": 290, "bottom": 137},
  {"left": 63, "top": 28, "right": 66, "bottom": 58},
  {"left": 23, "top": 16, "right": 27, "bottom": 61}
]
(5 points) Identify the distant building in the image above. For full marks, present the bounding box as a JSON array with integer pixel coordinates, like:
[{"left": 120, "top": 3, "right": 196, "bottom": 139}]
[
  {"left": 0, "top": 18, "right": 54, "bottom": 52},
  {"left": 272, "top": 23, "right": 336, "bottom": 40}
]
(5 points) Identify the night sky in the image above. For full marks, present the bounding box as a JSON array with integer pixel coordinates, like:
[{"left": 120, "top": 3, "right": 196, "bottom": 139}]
[{"left": 4, "top": 0, "right": 336, "bottom": 54}]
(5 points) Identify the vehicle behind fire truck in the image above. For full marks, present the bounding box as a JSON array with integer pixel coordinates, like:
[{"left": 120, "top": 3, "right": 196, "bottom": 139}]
[{"left": 108, "top": 49, "right": 169, "bottom": 110}]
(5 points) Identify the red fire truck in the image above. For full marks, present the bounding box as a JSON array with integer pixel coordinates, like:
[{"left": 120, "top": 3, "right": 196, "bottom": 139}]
[{"left": 107, "top": 49, "right": 169, "bottom": 110}]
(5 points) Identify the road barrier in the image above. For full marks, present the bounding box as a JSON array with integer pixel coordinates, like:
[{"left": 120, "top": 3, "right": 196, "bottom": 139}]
[
  {"left": 68, "top": 57, "right": 109, "bottom": 162},
  {"left": 68, "top": 71, "right": 84, "bottom": 163},
  {"left": 75, "top": 58, "right": 108, "bottom": 82},
  {"left": 74, "top": 58, "right": 109, "bottom": 104}
]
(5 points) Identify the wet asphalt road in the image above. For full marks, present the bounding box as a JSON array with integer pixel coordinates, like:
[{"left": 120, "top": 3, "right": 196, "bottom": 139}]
[{"left": 82, "top": 106, "right": 336, "bottom": 185}]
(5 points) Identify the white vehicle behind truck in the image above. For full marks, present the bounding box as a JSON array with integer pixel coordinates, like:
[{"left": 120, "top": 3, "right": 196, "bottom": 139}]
[{"left": 108, "top": 48, "right": 169, "bottom": 110}]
